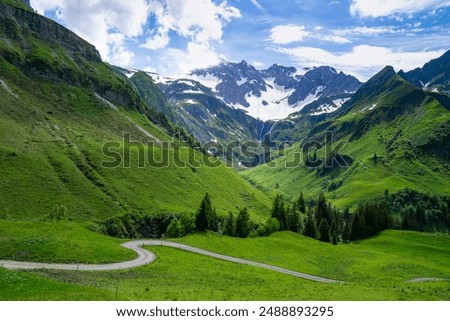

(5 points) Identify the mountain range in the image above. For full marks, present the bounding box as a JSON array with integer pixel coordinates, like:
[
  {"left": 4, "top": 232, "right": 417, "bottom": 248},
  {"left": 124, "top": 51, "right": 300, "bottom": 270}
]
[
  {"left": 0, "top": 0, "right": 450, "bottom": 302},
  {"left": 120, "top": 60, "right": 363, "bottom": 157},
  {"left": 1, "top": 0, "right": 449, "bottom": 213}
]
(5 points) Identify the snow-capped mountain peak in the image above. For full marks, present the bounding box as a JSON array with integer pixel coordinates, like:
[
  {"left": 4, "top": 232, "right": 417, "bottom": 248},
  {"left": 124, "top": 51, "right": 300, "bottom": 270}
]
[
  {"left": 186, "top": 60, "right": 362, "bottom": 120},
  {"left": 121, "top": 60, "right": 362, "bottom": 121}
]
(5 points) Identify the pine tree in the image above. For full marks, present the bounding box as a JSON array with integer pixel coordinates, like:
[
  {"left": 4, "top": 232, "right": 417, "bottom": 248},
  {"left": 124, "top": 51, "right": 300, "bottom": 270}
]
[
  {"left": 195, "top": 193, "right": 216, "bottom": 232},
  {"left": 236, "top": 207, "right": 251, "bottom": 238},
  {"left": 318, "top": 218, "right": 330, "bottom": 242},
  {"left": 329, "top": 219, "right": 338, "bottom": 245},
  {"left": 342, "top": 220, "right": 351, "bottom": 242},
  {"left": 271, "top": 194, "right": 287, "bottom": 230},
  {"left": 224, "top": 212, "right": 236, "bottom": 236},
  {"left": 350, "top": 212, "right": 366, "bottom": 240},
  {"left": 297, "top": 192, "right": 306, "bottom": 214},
  {"left": 304, "top": 207, "right": 319, "bottom": 239},
  {"left": 287, "top": 205, "right": 302, "bottom": 233},
  {"left": 316, "top": 192, "right": 332, "bottom": 224}
]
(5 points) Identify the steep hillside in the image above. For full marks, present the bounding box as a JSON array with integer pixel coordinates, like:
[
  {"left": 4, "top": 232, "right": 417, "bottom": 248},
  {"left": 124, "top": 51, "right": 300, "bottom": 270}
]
[
  {"left": 243, "top": 63, "right": 450, "bottom": 207},
  {"left": 0, "top": 1, "right": 271, "bottom": 221}
]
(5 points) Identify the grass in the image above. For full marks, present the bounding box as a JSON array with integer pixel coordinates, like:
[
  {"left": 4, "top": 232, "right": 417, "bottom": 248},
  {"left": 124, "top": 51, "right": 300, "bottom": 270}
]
[
  {"left": 0, "top": 1, "right": 449, "bottom": 302},
  {"left": 0, "top": 71, "right": 271, "bottom": 221},
  {"left": 0, "top": 221, "right": 135, "bottom": 263},
  {"left": 242, "top": 97, "right": 450, "bottom": 208},
  {"left": 1, "top": 0, "right": 32, "bottom": 11},
  {"left": 178, "top": 231, "right": 450, "bottom": 283},
  {"left": 0, "top": 230, "right": 448, "bottom": 301}
]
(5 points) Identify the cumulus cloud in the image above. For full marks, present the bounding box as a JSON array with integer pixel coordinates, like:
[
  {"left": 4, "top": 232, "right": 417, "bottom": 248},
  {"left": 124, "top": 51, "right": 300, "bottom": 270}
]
[
  {"left": 268, "top": 24, "right": 310, "bottom": 44},
  {"left": 31, "top": 0, "right": 150, "bottom": 66},
  {"left": 165, "top": 42, "right": 225, "bottom": 76},
  {"left": 140, "top": 0, "right": 240, "bottom": 75},
  {"left": 31, "top": 0, "right": 239, "bottom": 72},
  {"left": 350, "top": 0, "right": 450, "bottom": 18},
  {"left": 142, "top": 0, "right": 240, "bottom": 49},
  {"left": 275, "top": 45, "right": 446, "bottom": 80}
]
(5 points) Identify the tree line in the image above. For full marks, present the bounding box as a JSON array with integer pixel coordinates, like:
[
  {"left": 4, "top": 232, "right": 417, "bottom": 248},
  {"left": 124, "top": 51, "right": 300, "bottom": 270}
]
[{"left": 100, "top": 188, "right": 450, "bottom": 243}]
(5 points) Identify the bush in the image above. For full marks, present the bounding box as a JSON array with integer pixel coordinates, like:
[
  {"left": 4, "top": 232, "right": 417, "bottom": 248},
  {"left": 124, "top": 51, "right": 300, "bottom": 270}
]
[{"left": 255, "top": 218, "right": 280, "bottom": 237}]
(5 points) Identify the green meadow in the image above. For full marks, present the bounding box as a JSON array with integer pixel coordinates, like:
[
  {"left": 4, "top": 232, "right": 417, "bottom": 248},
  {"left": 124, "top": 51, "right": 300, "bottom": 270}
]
[{"left": 0, "top": 224, "right": 448, "bottom": 301}]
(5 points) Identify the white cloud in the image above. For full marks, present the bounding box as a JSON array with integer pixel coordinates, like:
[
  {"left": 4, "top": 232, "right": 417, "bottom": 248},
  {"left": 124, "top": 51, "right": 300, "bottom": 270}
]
[
  {"left": 249, "top": 0, "right": 264, "bottom": 11},
  {"left": 334, "top": 26, "right": 395, "bottom": 36},
  {"left": 31, "top": 0, "right": 239, "bottom": 70},
  {"left": 166, "top": 42, "right": 224, "bottom": 76},
  {"left": 252, "top": 61, "right": 266, "bottom": 68},
  {"left": 275, "top": 45, "right": 446, "bottom": 80},
  {"left": 141, "top": 0, "right": 240, "bottom": 74},
  {"left": 143, "top": 32, "right": 171, "bottom": 51},
  {"left": 350, "top": 0, "right": 450, "bottom": 18},
  {"left": 268, "top": 24, "right": 310, "bottom": 44},
  {"left": 320, "top": 35, "right": 351, "bottom": 44},
  {"left": 142, "top": 0, "right": 240, "bottom": 49},
  {"left": 31, "top": 0, "right": 150, "bottom": 66}
]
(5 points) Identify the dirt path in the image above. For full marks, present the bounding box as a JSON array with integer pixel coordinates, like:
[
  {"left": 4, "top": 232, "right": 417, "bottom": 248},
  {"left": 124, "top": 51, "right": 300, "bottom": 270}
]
[
  {"left": 1, "top": 240, "right": 446, "bottom": 284},
  {"left": 0, "top": 240, "right": 340, "bottom": 283}
]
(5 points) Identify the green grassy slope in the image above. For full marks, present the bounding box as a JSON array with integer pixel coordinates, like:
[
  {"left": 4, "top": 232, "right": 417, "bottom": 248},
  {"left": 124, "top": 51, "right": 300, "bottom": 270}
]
[
  {"left": 242, "top": 67, "right": 450, "bottom": 207},
  {"left": 0, "top": 221, "right": 135, "bottom": 263},
  {"left": 179, "top": 231, "right": 450, "bottom": 283},
  {"left": 1, "top": 230, "right": 448, "bottom": 301},
  {"left": 0, "top": 78, "right": 270, "bottom": 220},
  {"left": 0, "top": 2, "right": 271, "bottom": 221}
]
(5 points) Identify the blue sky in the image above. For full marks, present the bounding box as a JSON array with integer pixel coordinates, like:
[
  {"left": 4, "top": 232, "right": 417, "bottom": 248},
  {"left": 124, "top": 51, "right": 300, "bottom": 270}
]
[{"left": 31, "top": 0, "right": 450, "bottom": 80}]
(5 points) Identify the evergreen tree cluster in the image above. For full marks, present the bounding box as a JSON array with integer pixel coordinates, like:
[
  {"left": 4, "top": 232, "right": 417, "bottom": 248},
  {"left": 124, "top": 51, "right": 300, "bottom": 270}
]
[
  {"left": 194, "top": 193, "right": 253, "bottom": 238},
  {"left": 101, "top": 211, "right": 195, "bottom": 239},
  {"left": 101, "top": 189, "right": 449, "bottom": 243},
  {"left": 267, "top": 188, "right": 449, "bottom": 244},
  {"left": 389, "top": 188, "right": 450, "bottom": 232}
]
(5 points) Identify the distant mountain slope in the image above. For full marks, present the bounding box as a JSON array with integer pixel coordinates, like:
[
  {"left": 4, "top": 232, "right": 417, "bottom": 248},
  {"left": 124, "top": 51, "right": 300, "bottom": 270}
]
[
  {"left": 188, "top": 61, "right": 362, "bottom": 121},
  {"left": 0, "top": 1, "right": 271, "bottom": 220},
  {"left": 243, "top": 59, "right": 450, "bottom": 207},
  {"left": 399, "top": 50, "right": 450, "bottom": 93}
]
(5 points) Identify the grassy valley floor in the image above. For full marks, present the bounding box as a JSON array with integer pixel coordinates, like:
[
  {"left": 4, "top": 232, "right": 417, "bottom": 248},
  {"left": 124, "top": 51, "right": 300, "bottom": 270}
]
[{"left": 0, "top": 222, "right": 448, "bottom": 300}]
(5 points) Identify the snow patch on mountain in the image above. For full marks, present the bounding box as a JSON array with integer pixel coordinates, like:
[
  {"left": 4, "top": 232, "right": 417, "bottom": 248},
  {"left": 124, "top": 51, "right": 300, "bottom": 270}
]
[
  {"left": 236, "top": 77, "right": 248, "bottom": 86},
  {"left": 332, "top": 98, "right": 350, "bottom": 107},
  {"left": 184, "top": 99, "right": 198, "bottom": 105},
  {"left": 182, "top": 89, "right": 204, "bottom": 95},
  {"left": 233, "top": 81, "right": 323, "bottom": 121}
]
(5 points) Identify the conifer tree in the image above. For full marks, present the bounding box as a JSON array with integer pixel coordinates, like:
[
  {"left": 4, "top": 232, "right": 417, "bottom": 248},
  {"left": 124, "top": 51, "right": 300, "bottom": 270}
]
[
  {"left": 236, "top": 207, "right": 251, "bottom": 238},
  {"left": 304, "top": 207, "right": 319, "bottom": 239},
  {"left": 224, "top": 212, "right": 236, "bottom": 236},
  {"left": 271, "top": 194, "right": 287, "bottom": 230},
  {"left": 195, "top": 193, "right": 217, "bottom": 232},
  {"left": 342, "top": 220, "right": 352, "bottom": 242},
  {"left": 318, "top": 218, "right": 330, "bottom": 242},
  {"left": 329, "top": 219, "right": 336, "bottom": 244},
  {"left": 297, "top": 192, "right": 306, "bottom": 214},
  {"left": 287, "top": 205, "right": 302, "bottom": 233}
]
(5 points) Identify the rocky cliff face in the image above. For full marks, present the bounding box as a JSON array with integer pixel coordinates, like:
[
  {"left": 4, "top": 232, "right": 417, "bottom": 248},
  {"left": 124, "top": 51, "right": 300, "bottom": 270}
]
[
  {"left": 0, "top": 2, "right": 101, "bottom": 63},
  {"left": 399, "top": 50, "right": 450, "bottom": 93},
  {"left": 287, "top": 66, "right": 361, "bottom": 105}
]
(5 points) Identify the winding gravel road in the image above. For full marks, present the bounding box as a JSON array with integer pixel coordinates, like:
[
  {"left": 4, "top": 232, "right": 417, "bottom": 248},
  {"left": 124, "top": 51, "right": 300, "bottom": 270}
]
[
  {"left": 1, "top": 241, "right": 446, "bottom": 284},
  {"left": 0, "top": 240, "right": 340, "bottom": 283}
]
